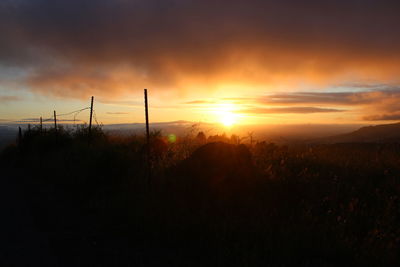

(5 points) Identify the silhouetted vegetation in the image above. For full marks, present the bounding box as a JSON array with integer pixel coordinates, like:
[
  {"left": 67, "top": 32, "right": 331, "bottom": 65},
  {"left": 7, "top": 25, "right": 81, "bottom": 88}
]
[{"left": 1, "top": 126, "right": 400, "bottom": 266}]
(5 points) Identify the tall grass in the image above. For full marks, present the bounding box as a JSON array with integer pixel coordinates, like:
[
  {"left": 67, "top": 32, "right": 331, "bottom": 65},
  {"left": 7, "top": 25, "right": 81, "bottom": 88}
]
[{"left": 1, "top": 126, "right": 400, "bottom": 266}]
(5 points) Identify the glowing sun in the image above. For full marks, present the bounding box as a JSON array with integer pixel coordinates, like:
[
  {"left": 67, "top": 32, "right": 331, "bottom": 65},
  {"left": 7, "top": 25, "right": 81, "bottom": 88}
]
[
  {"left": 220, "top": 111, "right": 237, "bottom": 126},
  {"left": 209, "top": 102, "right": 240, "bottom": 127}
]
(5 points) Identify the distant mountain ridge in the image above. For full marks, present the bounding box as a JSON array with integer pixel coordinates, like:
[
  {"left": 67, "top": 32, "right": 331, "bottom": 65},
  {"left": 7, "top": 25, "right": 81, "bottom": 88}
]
[{"left": 311, "top": 122, "right": 400, "bottom": 144}]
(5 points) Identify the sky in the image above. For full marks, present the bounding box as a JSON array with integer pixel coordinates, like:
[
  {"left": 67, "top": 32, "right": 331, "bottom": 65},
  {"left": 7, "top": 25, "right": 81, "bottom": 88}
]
[{"left": 1, "top": 0, "right": 400, "bottom": 126}]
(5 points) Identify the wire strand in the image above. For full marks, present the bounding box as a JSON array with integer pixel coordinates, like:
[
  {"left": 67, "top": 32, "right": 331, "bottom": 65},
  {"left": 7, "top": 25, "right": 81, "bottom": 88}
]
[
  {"left": 93, "top": 110, "right": 99, "bottom": 125},
  {"left": 57, "top": 107, "right": 90, "bottom": 117},
  {"left": 2, "top": 107, "right": 92, "bottom": 124}
]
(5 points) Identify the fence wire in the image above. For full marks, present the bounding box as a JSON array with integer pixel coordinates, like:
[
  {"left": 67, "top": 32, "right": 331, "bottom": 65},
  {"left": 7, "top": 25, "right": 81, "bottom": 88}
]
[
  {"left": 2, "top": 107, "right": 92, "bottom": 125},
  {"left": 93, "top": 109, "right": 99, "bottom": 126}
]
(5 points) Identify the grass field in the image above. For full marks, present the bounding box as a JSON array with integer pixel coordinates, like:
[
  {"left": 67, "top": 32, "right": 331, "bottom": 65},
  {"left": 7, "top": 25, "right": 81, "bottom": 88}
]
[{"left": 1, "top": 125, "right": 400, "bottom": 266}]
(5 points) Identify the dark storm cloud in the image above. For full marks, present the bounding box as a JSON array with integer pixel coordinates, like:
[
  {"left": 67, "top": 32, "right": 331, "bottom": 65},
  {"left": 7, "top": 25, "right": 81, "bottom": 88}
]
[{"left": 1, "top": 0, "right": 400, "bottom": 97}]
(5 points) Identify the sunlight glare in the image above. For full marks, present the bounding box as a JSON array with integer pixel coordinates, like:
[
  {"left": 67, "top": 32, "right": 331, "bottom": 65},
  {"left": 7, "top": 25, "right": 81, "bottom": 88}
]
[
  {"left": 220, "top": 111, "right": 236, "bottom": 126},
  {"left": 213, "top": 102, "right": 239, "bottom": 127}
]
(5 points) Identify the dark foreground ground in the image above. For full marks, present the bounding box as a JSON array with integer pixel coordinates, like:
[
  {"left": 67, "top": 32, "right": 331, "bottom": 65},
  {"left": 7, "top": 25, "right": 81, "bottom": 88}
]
[{"left": 1, "top": 127, "right": 400, "bottom": 266}]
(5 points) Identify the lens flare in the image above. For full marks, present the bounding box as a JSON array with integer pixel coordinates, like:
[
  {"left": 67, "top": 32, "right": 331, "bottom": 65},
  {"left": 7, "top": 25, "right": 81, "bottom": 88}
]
[{"left": 168, "top": 134, "right": 177, "bottom": 143}]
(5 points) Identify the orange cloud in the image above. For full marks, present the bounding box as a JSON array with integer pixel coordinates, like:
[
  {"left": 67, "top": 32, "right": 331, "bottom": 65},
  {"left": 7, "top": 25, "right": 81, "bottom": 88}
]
[
  {"left": 186, "top": 88, "right": 400, "bottom": 121},
  {"left": 1, "top": 0, "right": 400, "bottom": 101}
]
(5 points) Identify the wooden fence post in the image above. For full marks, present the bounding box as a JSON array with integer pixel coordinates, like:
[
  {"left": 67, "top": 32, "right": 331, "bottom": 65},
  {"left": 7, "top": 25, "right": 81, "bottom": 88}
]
[
  {"left": 18, "top": 126, "right": 22, "bottom": 146},
  {"left": 144, "top": 89, "right": 150, "bottom": 144},
  {"left": 89, "top": 96, "right": 94, "bottom": 137},
  {"left": 144, "top": 89, "right": 151, "bottom": 183},
  {"left": 54, "top": 110, "right": 57, "bottom": 133}
]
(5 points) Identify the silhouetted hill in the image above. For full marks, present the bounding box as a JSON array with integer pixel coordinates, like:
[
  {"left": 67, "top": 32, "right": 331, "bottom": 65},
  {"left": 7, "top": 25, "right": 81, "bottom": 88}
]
[{"left": 311, "top": 122, "right": 400, "bottom": 144}]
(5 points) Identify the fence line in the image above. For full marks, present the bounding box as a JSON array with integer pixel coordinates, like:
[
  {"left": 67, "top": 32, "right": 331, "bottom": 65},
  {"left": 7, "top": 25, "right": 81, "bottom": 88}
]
[
  {"left": 2, "top": 92, "right": 148, "bottom": 133},
  {"left": 2, "top": 107, "right": 91, "bottom": 125}
]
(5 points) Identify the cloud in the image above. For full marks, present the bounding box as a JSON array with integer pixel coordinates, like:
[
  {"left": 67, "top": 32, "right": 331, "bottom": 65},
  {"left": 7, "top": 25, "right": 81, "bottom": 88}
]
[
  {"left": 186, "top": 88, "right": 400, "bottom": 107},
  {"left": 183, "top": 100, "right": 216, "bottom": 105},
  {"left": 257, "top": 89, "right": 400, "bottom": 106},
  {"left": 0, "top": 95, "right": 21, "bottom": 103},
  {"left": 185, "top": 88, "right": 400, "bottom": 119},
  {"left": 1, "top": 0, "right": 400, "bottom": 98},
  {"left": 98, "top": 99, "right": 143, "bottom": 107},
  {"left": 363, "top": 113, "right": 400, "bottom": 121},
  {"left": 239, "top": 107, "right": 344, "bottom": 114},
  {"left": 256, "top": 89, "right": 400, "bottom": 121},
  {"left": 106, "top": 112, "right": 129, "bottom": 115}
]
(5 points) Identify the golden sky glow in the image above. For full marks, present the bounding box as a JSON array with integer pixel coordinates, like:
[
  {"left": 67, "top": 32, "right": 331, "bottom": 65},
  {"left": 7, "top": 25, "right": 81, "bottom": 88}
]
[{"left": 1, "top": 1, "right": 400, "bottom": 126}]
